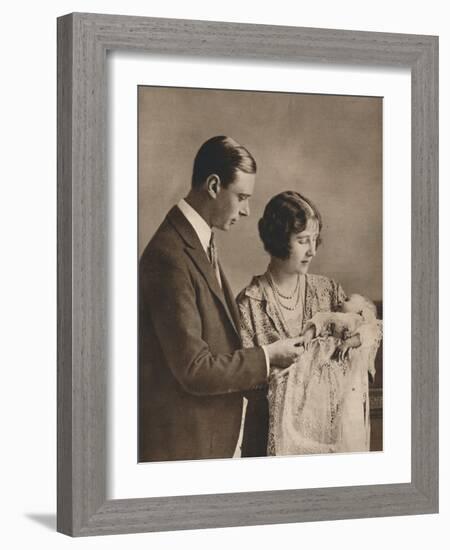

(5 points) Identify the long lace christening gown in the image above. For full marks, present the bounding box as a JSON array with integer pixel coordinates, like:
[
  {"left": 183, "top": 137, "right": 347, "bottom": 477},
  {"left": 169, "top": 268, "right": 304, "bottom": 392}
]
[{"left": 237, "top": 273, "right": 382, "bottom": 456}]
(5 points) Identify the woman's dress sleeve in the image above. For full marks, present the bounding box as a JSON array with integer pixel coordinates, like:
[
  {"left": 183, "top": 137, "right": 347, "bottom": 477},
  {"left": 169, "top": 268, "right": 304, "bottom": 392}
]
[
  {"left": 332, "top": 280, "right": 347, "bottom": 310},
  {"left": 237, "top": 294, "right": 257, "bottom": 349},
  {"left": 357, "top": 320, "right": 383, "bottom": 380}
]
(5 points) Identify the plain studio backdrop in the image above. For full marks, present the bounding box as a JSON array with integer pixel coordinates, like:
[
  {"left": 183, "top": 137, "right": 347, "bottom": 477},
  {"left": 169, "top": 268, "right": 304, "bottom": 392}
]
[
  {"left": 139, "top": 87, "right": 382, "bottom": 301},
  {"left": 0, "top": 1, "right": 447, "bottom": 550}
]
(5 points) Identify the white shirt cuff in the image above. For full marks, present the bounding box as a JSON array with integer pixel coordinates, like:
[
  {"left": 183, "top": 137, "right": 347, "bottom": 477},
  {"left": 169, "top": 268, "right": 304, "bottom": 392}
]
[{"left": 261, "top": 345, "right": 270, "bottom": 377}]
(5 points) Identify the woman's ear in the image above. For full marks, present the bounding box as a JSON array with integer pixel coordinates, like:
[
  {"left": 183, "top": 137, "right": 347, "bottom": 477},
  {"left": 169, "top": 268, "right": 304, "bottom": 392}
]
[{"left": 206, "top": 174, "right": 221, "bottom": 199}]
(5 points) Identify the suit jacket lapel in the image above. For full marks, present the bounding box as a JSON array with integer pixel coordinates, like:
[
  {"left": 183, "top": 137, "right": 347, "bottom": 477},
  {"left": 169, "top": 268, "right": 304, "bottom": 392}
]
[
  {"left": 220, "top": 266, "right": 241, "bottom": 335},
  {"left": 168, "top": 206, "right": 239, "bottom": 336}
]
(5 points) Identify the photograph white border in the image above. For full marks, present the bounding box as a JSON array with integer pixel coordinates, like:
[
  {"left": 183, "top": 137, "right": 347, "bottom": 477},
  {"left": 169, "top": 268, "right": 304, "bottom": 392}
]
[{"left": 108, "top": 52, "right": 411, "bottom": 499}]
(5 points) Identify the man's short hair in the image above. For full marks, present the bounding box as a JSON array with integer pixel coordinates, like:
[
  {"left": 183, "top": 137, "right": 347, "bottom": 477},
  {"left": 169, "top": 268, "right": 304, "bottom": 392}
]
[
  {"left": 191, "top": 136, "right": 257, "bottom": 188},
  {"left": 258, "top": 191, "right": 323, "bottom": 260}
]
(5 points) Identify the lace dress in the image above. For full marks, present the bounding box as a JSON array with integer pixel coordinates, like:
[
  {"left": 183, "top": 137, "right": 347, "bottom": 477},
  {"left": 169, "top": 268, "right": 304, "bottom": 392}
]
[{"left": 237, "top": 273, "right": 382, "bottom": 456}]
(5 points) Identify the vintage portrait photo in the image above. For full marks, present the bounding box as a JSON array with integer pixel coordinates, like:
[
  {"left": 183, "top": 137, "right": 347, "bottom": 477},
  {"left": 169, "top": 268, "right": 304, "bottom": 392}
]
[{"left": 138, "top": 86, "right": 383, "bottom": 463}]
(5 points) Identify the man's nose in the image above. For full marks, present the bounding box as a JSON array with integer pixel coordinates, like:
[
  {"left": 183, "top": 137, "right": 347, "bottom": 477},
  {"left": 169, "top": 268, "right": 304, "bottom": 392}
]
[{"left": 240, "top": 200, "right": 250, "bottom": 217}]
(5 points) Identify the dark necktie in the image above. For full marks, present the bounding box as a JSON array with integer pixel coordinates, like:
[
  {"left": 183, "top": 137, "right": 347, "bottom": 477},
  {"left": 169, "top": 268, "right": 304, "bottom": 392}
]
[{"left": 208, "top": 232, "right": 222, "bottom": 288}]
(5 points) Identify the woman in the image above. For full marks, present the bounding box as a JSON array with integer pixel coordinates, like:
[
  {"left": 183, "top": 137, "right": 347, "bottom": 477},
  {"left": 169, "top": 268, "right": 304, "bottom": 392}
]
[{"left": 237, "top": 191, "right": 381, "bottom": 457}]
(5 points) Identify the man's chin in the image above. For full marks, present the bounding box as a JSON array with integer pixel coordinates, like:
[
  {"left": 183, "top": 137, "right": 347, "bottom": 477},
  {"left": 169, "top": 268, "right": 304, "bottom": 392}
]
[
  {"left": 214, "top": 219, "right": 238, "bottom": 231},
  {"left": 222, "top": 222, "right": 235, "bottom": 231}
]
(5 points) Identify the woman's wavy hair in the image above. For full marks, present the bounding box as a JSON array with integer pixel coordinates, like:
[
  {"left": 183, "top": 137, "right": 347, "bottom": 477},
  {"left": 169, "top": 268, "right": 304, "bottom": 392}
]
[{"left": 258, "top": 191, "right": 322, "bottom": 260}]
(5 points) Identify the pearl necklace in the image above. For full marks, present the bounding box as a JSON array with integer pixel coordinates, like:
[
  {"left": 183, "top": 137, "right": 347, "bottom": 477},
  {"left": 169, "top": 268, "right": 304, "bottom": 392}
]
[{"left": 267, "top": 272, "right": 301, "bottom": 311}]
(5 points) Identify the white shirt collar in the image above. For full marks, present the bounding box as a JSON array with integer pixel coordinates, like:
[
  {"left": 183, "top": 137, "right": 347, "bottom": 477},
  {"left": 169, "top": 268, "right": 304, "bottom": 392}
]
[{"left": 177, "top": 198, "right": 212, "bottom": 254}]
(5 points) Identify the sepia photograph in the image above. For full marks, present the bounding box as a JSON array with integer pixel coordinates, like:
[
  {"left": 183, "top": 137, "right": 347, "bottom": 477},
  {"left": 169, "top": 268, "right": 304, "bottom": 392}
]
[{"left": 138, "top": 85, "right": 383, "bottom": 463}]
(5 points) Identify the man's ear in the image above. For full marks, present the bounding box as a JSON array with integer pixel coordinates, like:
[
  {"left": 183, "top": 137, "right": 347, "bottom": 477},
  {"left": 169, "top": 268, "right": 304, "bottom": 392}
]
[{"left": 206, "top": 174, "right": 221, "bottom": 199}]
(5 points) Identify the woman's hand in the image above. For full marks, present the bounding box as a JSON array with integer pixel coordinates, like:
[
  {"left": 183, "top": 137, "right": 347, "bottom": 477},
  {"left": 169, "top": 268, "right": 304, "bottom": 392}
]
[
  {"left": 335, "top": 333, "right": 361, "bottom": 362},
  {"left": 336, "top": 341, "right": 352, "bottom": 362},
  {"left": 297, "top": 326, "right": 315, "bottom": 347}
]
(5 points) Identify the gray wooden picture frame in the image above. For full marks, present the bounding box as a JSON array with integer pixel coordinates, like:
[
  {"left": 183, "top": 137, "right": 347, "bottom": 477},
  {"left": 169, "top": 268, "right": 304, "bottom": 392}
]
[{"left": 57, "top": 12, "right": 439, "bottom": 537}]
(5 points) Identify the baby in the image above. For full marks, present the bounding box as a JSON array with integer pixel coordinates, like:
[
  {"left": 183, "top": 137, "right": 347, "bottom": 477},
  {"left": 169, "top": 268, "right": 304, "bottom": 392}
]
[{"left": 298, "top": 294, "right": 379, "bottom": 362}]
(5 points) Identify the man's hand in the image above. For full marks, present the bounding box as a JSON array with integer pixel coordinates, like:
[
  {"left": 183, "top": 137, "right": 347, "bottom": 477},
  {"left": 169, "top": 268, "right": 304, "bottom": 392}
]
[{"left": 265, "top": 337, "right": 304, "bottom": 368}]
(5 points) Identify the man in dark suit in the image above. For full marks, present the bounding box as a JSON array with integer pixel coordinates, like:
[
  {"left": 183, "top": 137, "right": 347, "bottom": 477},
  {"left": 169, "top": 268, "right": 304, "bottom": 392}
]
[{"left": 139, "top": 136, "right": 302, "bottom": 462}]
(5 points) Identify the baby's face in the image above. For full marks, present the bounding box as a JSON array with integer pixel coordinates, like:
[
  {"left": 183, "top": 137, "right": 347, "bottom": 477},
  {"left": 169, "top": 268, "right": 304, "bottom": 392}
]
[
  {"left": 340, "top": 297, "right": 358, "bottom": 314},
  {"left": 340, "top": 294, "right": 376, "bottom": 321},
  {"left": 340, "top": 294, "right": 366, "bottom": 315}
]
